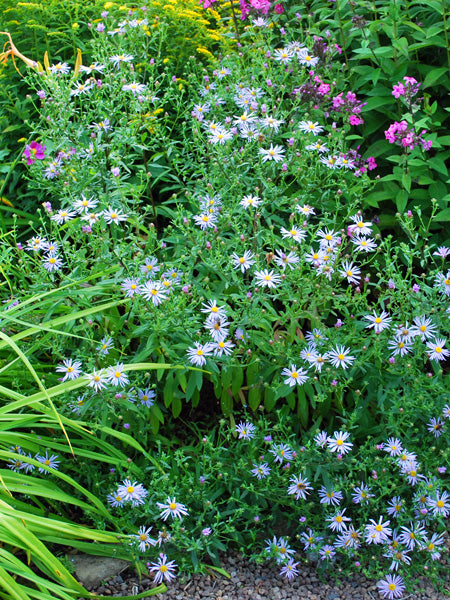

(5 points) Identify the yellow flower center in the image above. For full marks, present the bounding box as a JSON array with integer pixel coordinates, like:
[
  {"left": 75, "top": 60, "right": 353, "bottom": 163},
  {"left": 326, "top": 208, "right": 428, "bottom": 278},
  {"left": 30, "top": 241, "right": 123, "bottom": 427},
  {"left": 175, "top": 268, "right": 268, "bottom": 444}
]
[
  {"left": 336, "top": 516, "right": 343, "bottom": 522},
  {"left": 115, "top": 371, "right": 122, "bottom": 378},
  {"left": 196, "top": 349, "right": 203, "bottom": 356},
  {"left": 388, "top": 584, "right": 396, "bottom": 591},
  {"left": 338, "top": 354, "right": 345, "bottom": 360},
  {"left": 126, "top": 486, "right": 134, "bottom": 494},
  {"left": 375, "top": 317, "right": 382, "bottom": 323},
  {"left": 336, "top": 439, "right": 343, "bottom": 446},
  {"left": 375, "top": 525, "right": 383, "bottom": 532},
  {"left": 435, "top": 346, "right": 442, "bottom": 353},
  {"left": 292, "top": 371, "right": 298, "bottom": 378},
  {"left": 160, "top": 565, "right": 168, "bottom": 573},
  {"left": 169, "top": 502, "right": 177, "bottom": 510},
  {"left": 140, "top": 534, "right": 147, "bottom": 541},
  {"left": 437, "top": 500, "right": 444, "bottom": 508}
]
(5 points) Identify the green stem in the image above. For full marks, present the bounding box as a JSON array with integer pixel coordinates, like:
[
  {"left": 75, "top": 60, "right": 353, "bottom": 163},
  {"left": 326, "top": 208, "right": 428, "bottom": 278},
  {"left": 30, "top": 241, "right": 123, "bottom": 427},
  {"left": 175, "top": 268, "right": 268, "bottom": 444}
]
[
  {"left": 335, "top": 5, "right": 350, "bottom": 72},
  {"left": 441, "top": 0, "right": 450, "bottom": 74},
  {"left": 229, "top": 0, "right": 241, "bottom": 44}
]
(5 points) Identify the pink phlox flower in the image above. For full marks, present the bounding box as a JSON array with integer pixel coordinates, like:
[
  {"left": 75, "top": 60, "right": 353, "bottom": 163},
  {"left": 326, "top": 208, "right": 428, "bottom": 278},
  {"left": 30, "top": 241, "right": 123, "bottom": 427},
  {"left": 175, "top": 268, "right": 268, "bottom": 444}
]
[{"left": 392, "top": 83, "right": 405, "bottom": 98}]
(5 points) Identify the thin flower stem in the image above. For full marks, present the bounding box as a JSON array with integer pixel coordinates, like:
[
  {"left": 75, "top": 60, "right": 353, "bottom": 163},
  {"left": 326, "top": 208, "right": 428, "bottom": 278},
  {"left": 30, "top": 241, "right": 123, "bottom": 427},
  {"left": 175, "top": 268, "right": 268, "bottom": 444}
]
[{"left": 229, "top": 1, "right": 241, "bottom": 44}]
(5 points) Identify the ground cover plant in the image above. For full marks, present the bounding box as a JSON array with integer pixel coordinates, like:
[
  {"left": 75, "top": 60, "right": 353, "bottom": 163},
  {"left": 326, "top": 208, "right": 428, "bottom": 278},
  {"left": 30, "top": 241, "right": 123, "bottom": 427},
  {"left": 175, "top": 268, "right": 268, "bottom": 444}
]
[{"left": 0, "top": 0, "right": 448, "bottom": 599}]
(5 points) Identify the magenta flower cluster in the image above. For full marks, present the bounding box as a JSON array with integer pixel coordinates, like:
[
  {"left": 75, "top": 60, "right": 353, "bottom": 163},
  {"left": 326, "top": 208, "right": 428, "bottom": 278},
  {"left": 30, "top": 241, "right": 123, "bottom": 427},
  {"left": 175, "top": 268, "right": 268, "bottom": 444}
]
[
  {"left": 385, "top": 121, "right": 432, "bottom": 151},
  {"left": 332, "top": 91, "right": 366, "bottom": 126},
  {"left": 392, "top": 76, "right": 421, "bottom": 101},
  {"left": 200, "top": 0, "right": 284, "bottom": 19},
  {"left": 23, "top": 141, "right": 46, "bottom": 165}
]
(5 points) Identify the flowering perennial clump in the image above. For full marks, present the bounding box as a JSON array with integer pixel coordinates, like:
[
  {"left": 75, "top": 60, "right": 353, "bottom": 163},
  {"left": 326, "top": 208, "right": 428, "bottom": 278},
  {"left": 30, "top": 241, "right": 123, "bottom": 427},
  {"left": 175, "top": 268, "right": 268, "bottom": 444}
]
[{"left": 0, "top": 2, "right": 447, "bottom": 598}]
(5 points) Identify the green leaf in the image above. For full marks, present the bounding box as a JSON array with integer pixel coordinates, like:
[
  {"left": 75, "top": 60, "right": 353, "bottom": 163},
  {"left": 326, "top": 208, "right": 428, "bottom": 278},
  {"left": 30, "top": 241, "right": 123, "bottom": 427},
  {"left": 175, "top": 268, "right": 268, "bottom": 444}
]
[
  {"left": 220, "top": 387, "right": 233, "bottom": 416},
  {"left": 428, "top": 157, "right": 448, "bottom": 177},
  {"left": 286, "top": 392, "right": 296, "bottom": 411},
  {"left": 264, "top": 387, "right": 277, "bottom": 412},
  {"left": 402, "top": 173, "right": 411, "bottom": 194},
  {"left": 352, "top": 46, "right": 394, "bottom": 58},
  {"left": 171, "top": 396, "right": 182, "bottom": 418},
  {"left": 248, "top": 387, "right": 261, "bottom": 411},
  {"left": 396, "top": 190, "right": 409, "bottom": 213},
  {"left": 362, "top": 96, "right": 394, "bottom": 111},
  {"left": 392, "top": 37, "right": 409, "bottom": 58},
  {"left": 231, "top": 366, "right": 244, "bottom": 396},
  {"left": 434, "top": 208, "right": 450, "bottom": 222},
  {"left": 423, "top": 67, "right": 449, "bottom": 89},
  {"left": 297, "top": 388, "right": 309, "bottom": 429},
  {"left": 185, "top": 371, "right": 197, "bottom": 401}
]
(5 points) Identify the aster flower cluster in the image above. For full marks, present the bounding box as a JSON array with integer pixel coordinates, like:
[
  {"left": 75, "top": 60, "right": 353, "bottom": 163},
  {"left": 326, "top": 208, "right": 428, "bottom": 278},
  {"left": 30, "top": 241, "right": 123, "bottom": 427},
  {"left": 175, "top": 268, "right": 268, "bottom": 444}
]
[
  {"left": 120, "top": 254, "right": 183, "bottom": 306},
  {"left": 7, "top": 446, "right": 60, "bottom": 474},
  {"left": 4, "top": 7, "right": 448, "bottom": 596},
  {"left": 53, "top": 357, "right": 157, "bottom": 415},
  {"left": 186, "top": 299, "right": 236, "bottom": 365},
  {"left": 190, "top": 50, "right": 376, "bottom": 176},
  {"left": 106, "top": 482, "right": 193, "bottom": 583},
  {"left": 24, "top": 195, "right": 129, "bottom": 275},
  {"left": 232, "top": 423, "right": 448, "bottom": 596}
]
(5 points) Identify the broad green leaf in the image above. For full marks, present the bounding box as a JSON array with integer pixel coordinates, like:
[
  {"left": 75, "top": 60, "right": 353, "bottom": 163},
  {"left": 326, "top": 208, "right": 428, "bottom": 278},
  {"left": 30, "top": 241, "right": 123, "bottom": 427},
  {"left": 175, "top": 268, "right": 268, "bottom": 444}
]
[
  {"left": 434, "top": 209, "right": 450, "bottom": 222},
  {"left": 423, "top": 67, "right": 449, "bottom": 89}
]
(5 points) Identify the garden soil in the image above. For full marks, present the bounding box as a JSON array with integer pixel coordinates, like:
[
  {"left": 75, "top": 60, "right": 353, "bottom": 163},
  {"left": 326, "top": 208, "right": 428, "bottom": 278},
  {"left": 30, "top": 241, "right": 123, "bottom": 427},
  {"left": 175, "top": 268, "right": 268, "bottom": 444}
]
[{"left": 82, "top": 550, "right": 450, "bottom": 600}]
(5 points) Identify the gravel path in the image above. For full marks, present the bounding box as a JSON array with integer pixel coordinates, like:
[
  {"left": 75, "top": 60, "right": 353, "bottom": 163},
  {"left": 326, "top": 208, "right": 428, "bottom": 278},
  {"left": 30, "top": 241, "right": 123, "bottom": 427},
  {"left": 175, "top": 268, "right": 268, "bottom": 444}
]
[{"left": 86, "top": 551, "right": 450, "bottom": 600}]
